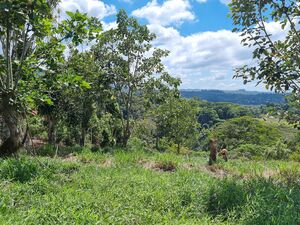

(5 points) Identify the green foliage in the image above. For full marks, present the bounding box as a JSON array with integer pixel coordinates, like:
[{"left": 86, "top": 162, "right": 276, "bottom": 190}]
[
  {"left": 0, "top": 150, "right": 300, "bottom": 224},
  {"left": 230, "top": 0, "right": 300, "bottom": 94},
  {"left": 0, "top": 0, "right": 102, "bottom": 154},
  {"left": 204, "top": 179, "right": 247, "bottom": 219},
  {"left": 211, "top": 116, "right": 282, "bottom": 150},
  {"left": 0, "top": 156, "right": 78, "bottom": 183},
  {"left": 289, "top": 152, "right": 300, "bottom": 162},
  {"left": 153, "top": 97, "right": 200, "bottom": 153},
  {"left": 230, "top": 0, "right": 300, "bottom": 128},
  {"left": 197, "top": 101, "right": 259, "bottom": 128},
  {"left": 131, "top": 118, "right": 157, "bottom": 148},
  {"left": 92, "top": 10, "right": 180, "bottom": 146},
  {"left": 234, "top": 144, "right": 266, "bottom": 159},
  {"left": 0, "top": 157, "right": 40, "bottom": 182},
  {"left": 265, "top": 141, "right": 291, "bottom": 160}
]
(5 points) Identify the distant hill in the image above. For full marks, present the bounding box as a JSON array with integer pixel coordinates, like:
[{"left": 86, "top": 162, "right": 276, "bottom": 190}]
[{"left": 180, "top": 89, "right": 286, "bottom": 105}]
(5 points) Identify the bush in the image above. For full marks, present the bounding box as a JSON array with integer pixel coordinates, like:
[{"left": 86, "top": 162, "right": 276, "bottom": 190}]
[
  {"left": 211, "top": 116, "right": 282, "bottom": 150},
  {"left": 131, "top": 118, "right": 157, "bottom": 148},
  {"left": 265, "top": 141, "right": 291, "bottom": 160},
  {"left": 234, "top": 144, "right": 267, "bottom": 159},
  {"left": 290, "top": 152, "right": 300, "bottom": 162},
  {"left": 127, "top": 137, "right": 148, "bottom": 151}
]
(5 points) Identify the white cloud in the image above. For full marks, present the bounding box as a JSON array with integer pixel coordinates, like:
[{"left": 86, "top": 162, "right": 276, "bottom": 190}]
[
  {"left": 146, "top": 15, "right": 291, "bottom": 90},
  {"left": 220, "top": 0, "right": 231, "bottom": 5},
  {"left": 132, "top": 0, "right": 195, "bottom": 26},
  {"left": 265, "top": 21, "right": 288, "bottom": 42},
  {"left": 59, "top": 0, "right": 116, "bottom": 20},
  {"left": 196, "top": 0, "right": 208, "bottom": 3},
  {"left": 102, "top": 21, "right": 118, "bottom": 31},
  {"left": 147, "top": 24, "right": 256, "bottom": 89}
]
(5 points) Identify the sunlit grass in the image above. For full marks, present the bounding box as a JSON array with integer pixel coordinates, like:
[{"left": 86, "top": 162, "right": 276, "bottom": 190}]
[{"left": 0, "top": 149, "right": 300, "bottom": 224}]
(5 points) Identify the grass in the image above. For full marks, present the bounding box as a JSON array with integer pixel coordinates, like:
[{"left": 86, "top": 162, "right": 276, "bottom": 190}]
[{"left": 0, "top": 149, "right": 300, "bottom": 224}]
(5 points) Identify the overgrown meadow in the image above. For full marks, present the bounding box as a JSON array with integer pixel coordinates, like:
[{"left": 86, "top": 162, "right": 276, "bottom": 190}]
[{"left": 1, "top": 147, "right": 300, "bottom": 225}]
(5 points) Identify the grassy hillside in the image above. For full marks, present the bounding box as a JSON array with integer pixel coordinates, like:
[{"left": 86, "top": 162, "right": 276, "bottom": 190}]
[{"left": 1, "top": 149, "right": 300, "bottom": 224}]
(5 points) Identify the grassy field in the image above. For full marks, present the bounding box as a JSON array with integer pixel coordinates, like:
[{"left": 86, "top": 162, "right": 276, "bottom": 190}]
[{"left": 0, "top": 149, "right": 300, "bottom": 224}]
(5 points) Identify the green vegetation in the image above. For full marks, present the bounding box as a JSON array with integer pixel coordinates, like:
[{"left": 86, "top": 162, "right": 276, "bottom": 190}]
[
  {"left": 0, "top": 149, "right": 300, "bottom": 224},
  {"left": 181, "top": 89, "right": 285, "bottom": 105},
  {"left": 1, "top": 1, "right": 300, "bottom": 224}
]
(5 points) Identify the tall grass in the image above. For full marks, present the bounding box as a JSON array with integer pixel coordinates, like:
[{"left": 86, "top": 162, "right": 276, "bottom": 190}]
[{"left": 0, "top": 149, "right": 299, "bottom": 224}]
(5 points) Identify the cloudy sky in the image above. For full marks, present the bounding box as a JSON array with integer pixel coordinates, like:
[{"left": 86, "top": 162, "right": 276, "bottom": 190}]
[{"left": 59, "top": 0, "right": 277, "bottom": 91}]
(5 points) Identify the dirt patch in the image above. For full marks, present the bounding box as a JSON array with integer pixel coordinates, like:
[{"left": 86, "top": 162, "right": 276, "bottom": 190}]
[
  {"left": 139, "top": 159, "right": 157, "bottom": 169},
  {"left": 203, "top": 165, "right": 228, "bottom": 178},
  {"left": 181, "top": 163, "right": 228, "bottom": 178},
  {"left": 64, "top": 155, "right": 113, "bottom": 168},
  {"left": 262, "top": 169, "right": 278, "bottom": 178},
  {"left": 63, "top": 153, "right": 78, "bottom": 162},
  {"left": 138, "top": 159, "right": 176, "bottom": 172},
  {"left": 182, "top": 163, "right": 195, "bottom": 170},
  {"left": 98, "top": 159, "right": 113, "bottom": 168}
]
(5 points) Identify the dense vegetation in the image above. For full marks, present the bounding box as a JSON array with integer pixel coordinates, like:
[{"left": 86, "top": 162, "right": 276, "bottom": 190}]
[
  {"left": 181, "top": 89, "right": 286, "bottom": 105},
  {"left": 1, "top": 0, "right": 300, "bottom": 224}
]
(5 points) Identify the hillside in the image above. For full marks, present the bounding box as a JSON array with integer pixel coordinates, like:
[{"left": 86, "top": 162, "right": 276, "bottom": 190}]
[
  {"left": 181, "top": 89, "right": 286, "bottom": 105},
  {"left": 1, "top": 150, "right": 300, "bottom": 224}
]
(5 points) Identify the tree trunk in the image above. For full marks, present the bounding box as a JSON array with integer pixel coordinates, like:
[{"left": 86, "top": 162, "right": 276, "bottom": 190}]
[
  {"left": 177, "top": 143, "right": 180, "bottom": 154},
  {"left": 0, "top": 108, "right": 26, "bottom": 156},
  {"left": 122, "top": 125, "right": 130, "bottom": 147},
  {"left": 47, "top": 116, "right": 56, "bottom": 144},
  {"left": 80, "top": 128, "right": 86, "bottom": 146}
]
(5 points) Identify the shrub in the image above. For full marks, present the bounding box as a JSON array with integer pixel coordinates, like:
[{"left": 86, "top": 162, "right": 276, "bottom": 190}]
[
  {"left": 265, "top": 141, "right": 291, "bottom": 160},
  {"left": 290, "top": 152, "right": 300, "bottom": 162},
  {"left": 211, "top": 116, "right": 282, "bottom": 150},
  {"left": 234, "top": 144, "right": 266, "bottom": 159},
  {"left": 127, "top": 137, "right": 148, "bottom": 151},
  {"left": 131, "top": 118, "right": 157, "bottom": 148}
]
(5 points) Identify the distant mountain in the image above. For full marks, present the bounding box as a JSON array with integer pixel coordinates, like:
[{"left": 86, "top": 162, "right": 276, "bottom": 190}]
[{"left": 180, "top": 89, "right": 286, "bottom": 105}]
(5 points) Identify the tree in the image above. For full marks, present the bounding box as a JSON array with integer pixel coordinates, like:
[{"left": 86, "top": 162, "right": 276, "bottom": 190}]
[
  {"left": 153, "top": 97, "right": 200, "bottom": 154},
  {"left": 93, "top": 10, "right": 180, "bottom": 146},
  {"left": 198, "top": 107, "right": 220, "bottom": 127},
  {"left": 284, "top": 94, "right": 300, "bottom": 127},
  {"left": 230, "top": 0, "right": 300, "bottom": 94},
  {"left": 0, "top": 0, "right": 101, "bottom": 155},
  {"left": 211, "top": 116, "right": 281, "bottom": 150}
]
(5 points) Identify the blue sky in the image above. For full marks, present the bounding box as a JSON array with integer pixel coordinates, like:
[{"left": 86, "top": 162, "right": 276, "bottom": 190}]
[
  {"left": 59, "top": 0, "right": 284, "bottom": 91},
  {"left": 104, "top": 0, "right": 234, "bottom": 34}
]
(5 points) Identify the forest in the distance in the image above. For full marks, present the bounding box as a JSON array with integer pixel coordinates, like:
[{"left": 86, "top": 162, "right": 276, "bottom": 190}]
[
  {"left": 1, "top": 0, "right": 300, "bottom": 224},
  {"left": 181, "top": 89, "right": 286, "bottom": 105}
]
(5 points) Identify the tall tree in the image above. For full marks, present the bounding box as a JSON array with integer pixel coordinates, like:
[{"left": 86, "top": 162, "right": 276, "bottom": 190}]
[
  {"left": 0, "top": 1, "right": 101, "bottom": 155},
  {"left": 153, "top": 97, "right": 200, "bottom": 154},
  {"left": 93, "top": 10, "right": 179, "bottom": 146}
]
